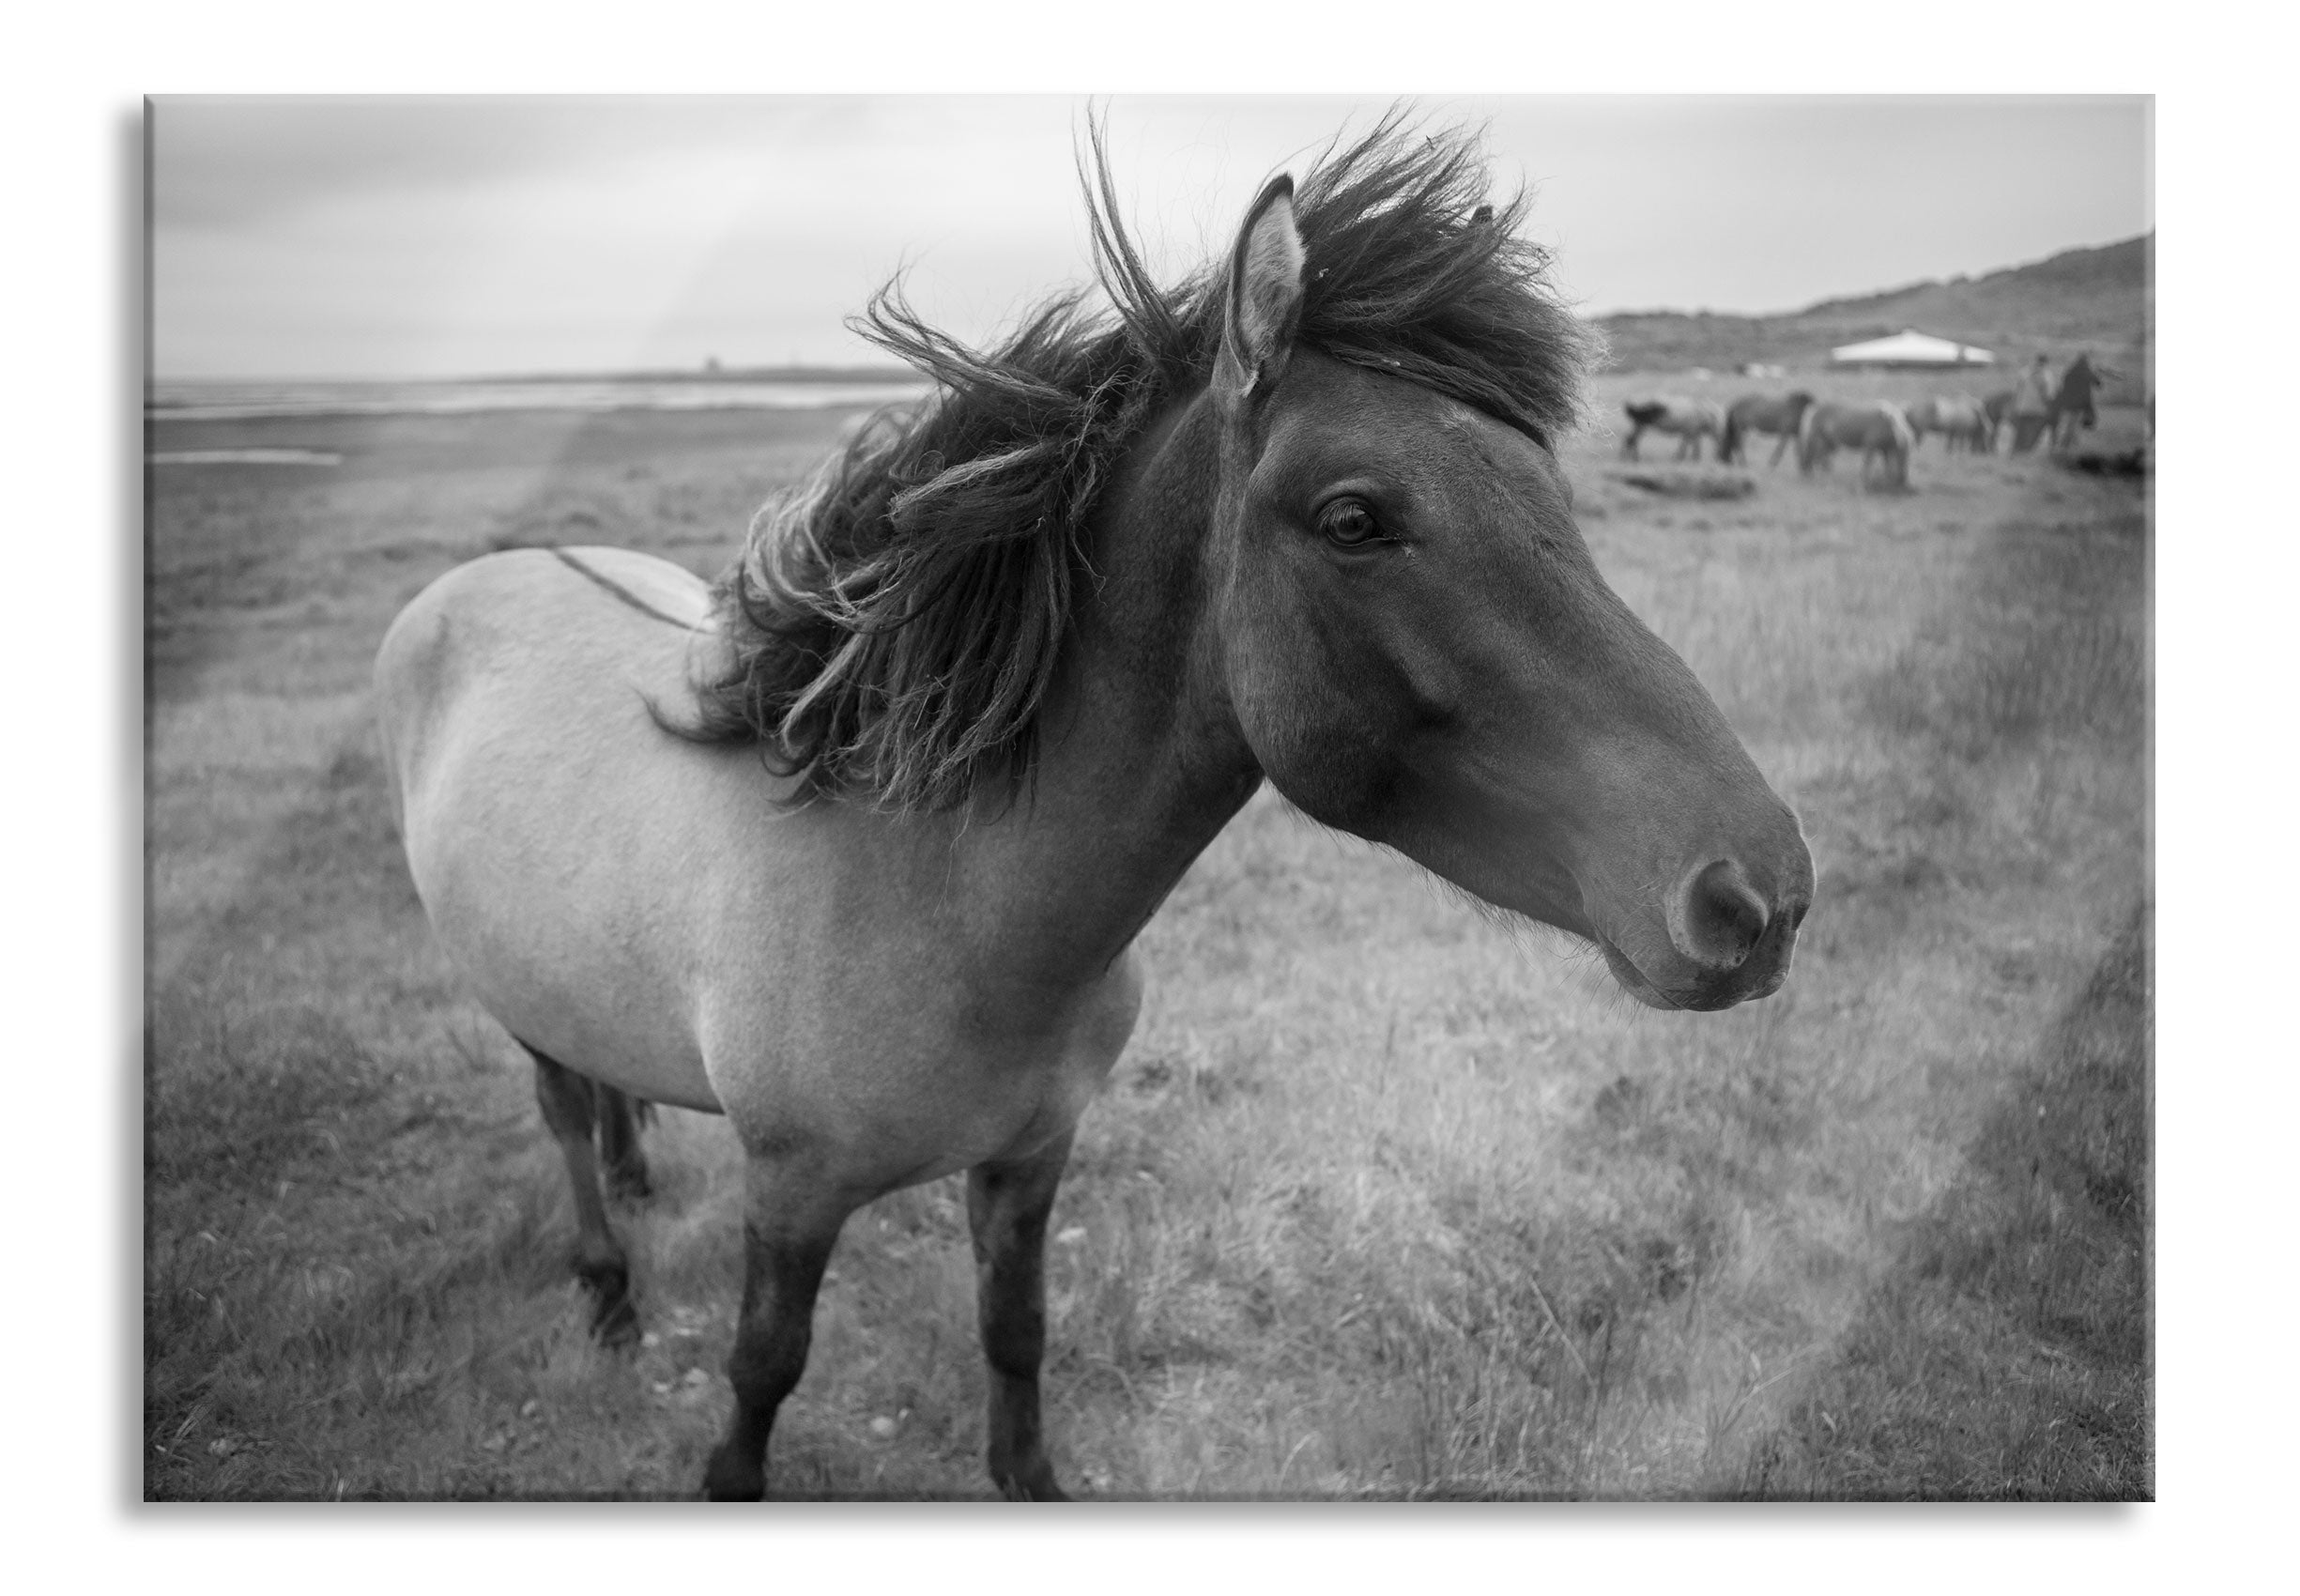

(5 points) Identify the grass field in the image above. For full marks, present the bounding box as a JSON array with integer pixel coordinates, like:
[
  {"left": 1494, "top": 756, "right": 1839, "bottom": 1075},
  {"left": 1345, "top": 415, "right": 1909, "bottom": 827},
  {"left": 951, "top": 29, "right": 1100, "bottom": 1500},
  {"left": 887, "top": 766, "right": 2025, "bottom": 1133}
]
[{"left": 144, "top": 372, "right": 2151, "bottom": 1499}]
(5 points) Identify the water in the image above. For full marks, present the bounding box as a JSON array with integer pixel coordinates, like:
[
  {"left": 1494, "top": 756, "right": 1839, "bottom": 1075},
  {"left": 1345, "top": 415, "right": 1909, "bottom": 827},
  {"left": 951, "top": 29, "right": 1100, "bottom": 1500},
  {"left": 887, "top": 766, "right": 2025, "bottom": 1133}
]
[
  {"left": 147, "top": 448, "right": 345, "bottom": 467},
  {"left": 147, "top": 376, "right": 931, "bottom": 423}
]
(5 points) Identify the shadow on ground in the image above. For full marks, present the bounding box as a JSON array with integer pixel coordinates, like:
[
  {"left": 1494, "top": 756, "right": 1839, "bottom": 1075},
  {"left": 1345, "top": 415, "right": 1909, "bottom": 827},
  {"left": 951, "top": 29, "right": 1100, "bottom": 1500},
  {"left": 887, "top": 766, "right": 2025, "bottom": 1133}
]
[{"left": 1731, "top": 900, "right": 2151, "bottom": 1499}]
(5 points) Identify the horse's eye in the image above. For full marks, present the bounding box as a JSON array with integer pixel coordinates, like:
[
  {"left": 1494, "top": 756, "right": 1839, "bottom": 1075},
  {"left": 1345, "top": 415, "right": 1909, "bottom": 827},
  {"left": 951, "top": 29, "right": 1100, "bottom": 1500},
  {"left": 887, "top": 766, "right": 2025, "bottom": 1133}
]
[{"left": 1317, "top": 498, "right": 1383, "bottom": 548}]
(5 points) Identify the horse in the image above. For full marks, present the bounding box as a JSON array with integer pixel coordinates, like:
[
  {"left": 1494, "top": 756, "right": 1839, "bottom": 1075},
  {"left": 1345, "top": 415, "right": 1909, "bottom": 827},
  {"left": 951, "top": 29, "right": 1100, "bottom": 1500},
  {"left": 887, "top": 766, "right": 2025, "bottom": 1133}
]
[
  {"left": 1905, "top": 392, "right": 1991, "bottom": 453},
  {"left": 1798, "top": 399, "right": 1915, "bottom": 488},
  {"left": 2006, "top": 358, "right": 2059, "bottom": 453},
  {"left": 374, "top": 119, "right": 1815, "bottom": 1502},
  {"left": 1620, "top": 396, "right": 1726, "bottom": 462},
  {"left": 1982, "top": 389, "right": 2016, "bottom": 452},
  {"left": 1718, "top": 391, "right": 1817, "bottom": 467},
  {"left": 2048, "top": 354, "right": 2105, "bottom": 451}
]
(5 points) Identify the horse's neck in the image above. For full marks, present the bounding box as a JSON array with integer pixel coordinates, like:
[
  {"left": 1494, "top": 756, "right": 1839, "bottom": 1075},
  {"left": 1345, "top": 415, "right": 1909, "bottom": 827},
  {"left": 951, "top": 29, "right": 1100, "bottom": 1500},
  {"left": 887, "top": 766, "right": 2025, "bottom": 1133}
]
[{"left": 951, "top": 391, "right": 1262, "bottom": 990}]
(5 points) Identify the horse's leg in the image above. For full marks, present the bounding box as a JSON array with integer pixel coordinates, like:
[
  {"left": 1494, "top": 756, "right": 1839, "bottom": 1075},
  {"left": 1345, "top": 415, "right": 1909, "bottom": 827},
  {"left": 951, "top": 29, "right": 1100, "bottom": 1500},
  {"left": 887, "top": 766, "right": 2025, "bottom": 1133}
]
[
  {"left": 595, "top": 1084, "right": 652, "bottom": 1203},
  {"left": 1770, "top": 429, "right": 1792, "bottom": 468},
  {"left": 527, "top": 1046, "right": 639, "bottom": 1346},
  {"left": 968, "top": 1133, "right": 1075, "bottom": 1501},
  {"left": 702, "top": 1158, "right": 850, "bottom": 1501}
]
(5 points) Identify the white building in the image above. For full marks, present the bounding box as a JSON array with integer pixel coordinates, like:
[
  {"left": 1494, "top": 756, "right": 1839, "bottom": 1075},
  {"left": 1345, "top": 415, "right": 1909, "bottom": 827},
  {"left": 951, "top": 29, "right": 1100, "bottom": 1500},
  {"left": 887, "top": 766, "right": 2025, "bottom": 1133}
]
[{"left": 1828, "top": 330, "right": 1996, "bottom": 368}]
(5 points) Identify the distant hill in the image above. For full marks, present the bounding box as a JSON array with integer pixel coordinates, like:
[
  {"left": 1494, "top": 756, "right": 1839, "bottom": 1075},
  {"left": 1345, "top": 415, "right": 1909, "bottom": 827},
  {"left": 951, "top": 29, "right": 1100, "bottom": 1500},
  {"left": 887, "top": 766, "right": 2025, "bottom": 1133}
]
[{"left": 1593, "top": 235, "right": 2153, "bottom": 382}]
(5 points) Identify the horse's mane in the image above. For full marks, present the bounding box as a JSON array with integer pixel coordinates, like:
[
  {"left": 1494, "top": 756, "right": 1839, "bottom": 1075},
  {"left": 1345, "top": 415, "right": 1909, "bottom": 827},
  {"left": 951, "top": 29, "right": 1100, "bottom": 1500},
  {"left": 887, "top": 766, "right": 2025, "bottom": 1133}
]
[{"left": 679, "top": 111, "right": 1597, "bottom": 811}]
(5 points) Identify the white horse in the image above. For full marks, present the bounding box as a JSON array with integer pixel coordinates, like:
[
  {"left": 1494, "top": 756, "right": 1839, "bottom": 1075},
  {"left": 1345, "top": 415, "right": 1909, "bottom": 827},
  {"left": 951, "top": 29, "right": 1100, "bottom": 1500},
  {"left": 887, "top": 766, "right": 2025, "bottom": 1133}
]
[
  {"left": 1621, "top": 396, "right": 1727, "bottom": 462},
  {"left": 1906, "top": 392, "right": 1991, "bottom": 453},
  {"left": 1798, "top": 400, "right": 1916, "bottom": 489}
]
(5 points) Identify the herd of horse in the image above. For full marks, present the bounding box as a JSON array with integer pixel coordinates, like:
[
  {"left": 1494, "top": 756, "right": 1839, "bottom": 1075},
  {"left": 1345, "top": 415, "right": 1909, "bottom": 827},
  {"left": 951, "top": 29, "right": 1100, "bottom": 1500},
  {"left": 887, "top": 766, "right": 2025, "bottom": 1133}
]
[{"left": 1621, "top": 353, "right": 2118, "bottom": 492}]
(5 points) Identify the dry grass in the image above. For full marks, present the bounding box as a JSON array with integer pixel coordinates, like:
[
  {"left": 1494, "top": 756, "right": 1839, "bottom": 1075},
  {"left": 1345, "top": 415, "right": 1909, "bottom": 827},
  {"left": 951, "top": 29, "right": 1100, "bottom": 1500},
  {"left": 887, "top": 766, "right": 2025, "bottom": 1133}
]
[{"left": 144, "top": 373, "right": 2150, "bottom": 1498}]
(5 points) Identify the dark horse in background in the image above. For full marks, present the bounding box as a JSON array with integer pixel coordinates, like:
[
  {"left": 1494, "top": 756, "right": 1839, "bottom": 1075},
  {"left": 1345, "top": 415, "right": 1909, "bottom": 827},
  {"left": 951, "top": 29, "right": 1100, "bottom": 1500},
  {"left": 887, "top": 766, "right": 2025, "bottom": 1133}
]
[
  {"left": 375, "top": 119, "right": 1813, "bottom": 1501},
  {"left": 1719, "top": 391, "right": 1817, "bottom": 467},
  {"left": 2048, "top": 353, "right": 2109, "bottom": 451}
]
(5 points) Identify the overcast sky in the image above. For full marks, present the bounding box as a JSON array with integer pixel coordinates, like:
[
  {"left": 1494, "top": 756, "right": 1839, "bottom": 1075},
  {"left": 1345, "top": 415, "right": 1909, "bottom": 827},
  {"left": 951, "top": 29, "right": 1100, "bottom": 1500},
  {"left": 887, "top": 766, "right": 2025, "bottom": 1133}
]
[{"left": 150, "top": 95, "right": 2151, "bottom": 381}]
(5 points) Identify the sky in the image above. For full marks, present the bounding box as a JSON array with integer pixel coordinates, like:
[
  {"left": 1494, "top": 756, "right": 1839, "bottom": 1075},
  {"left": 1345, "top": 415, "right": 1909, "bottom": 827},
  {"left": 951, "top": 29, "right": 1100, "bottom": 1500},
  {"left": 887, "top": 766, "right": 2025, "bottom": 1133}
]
[{"left": 152, "top": 94, "right": 2152, "bottom": 381}]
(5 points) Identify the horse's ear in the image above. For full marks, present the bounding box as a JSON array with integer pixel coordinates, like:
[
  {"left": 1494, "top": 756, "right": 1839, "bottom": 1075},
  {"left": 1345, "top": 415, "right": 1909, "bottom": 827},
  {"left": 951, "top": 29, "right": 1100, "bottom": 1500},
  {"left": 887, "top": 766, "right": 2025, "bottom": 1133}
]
[{"left": 1214, "top": 175, "right": 1305, "bottom": 412}]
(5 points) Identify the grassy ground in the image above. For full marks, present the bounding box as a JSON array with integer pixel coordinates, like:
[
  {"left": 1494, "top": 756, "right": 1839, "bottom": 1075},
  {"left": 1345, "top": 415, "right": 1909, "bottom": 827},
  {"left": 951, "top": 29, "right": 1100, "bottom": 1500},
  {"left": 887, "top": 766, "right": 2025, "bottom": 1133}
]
[{"left": 144, "top": 373, "right": 2151, "bottom": 1499}]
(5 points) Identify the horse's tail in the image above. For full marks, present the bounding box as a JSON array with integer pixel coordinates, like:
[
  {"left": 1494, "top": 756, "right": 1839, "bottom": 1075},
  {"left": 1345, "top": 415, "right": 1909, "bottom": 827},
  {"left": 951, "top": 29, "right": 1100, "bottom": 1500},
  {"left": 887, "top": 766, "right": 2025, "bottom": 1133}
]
[{"left": 1719, "top": 410, "right": 1742, "bottom": 464}]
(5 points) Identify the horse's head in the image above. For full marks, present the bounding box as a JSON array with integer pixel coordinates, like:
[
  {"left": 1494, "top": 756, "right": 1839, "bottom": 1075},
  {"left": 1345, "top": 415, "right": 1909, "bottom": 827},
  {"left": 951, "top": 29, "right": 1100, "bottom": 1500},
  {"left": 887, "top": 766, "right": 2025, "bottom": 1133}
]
[{"left": 1198, "top": 177, "right": 1812, "bottom": 1011}]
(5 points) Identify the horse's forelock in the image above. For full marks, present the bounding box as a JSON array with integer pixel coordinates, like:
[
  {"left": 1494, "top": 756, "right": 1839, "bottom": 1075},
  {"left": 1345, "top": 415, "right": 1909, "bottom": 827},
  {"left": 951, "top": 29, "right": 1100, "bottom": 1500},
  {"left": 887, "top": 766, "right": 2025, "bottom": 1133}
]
[{"left": 1280, "top": 114, "right": 1594, "bottom": 441}]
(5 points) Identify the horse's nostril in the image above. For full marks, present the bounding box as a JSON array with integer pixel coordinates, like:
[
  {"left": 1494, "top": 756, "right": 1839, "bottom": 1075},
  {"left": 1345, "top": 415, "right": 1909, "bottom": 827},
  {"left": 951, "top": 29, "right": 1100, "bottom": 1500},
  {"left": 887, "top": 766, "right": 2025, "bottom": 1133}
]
[{"left": 1675, "top": 859, "right": 1771, "bottom": 971}]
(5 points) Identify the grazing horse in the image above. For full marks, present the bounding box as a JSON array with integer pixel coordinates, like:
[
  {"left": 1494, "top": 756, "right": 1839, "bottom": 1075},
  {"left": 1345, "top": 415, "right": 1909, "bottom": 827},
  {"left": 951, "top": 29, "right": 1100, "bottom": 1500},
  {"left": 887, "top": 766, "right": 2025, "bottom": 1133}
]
[
  {"left": 1905, "top": 392, "right": 1991, "bottom": 453},
  {"left": 1718, "top": 391, "right": 1817, "bottom": 467},
  {"left": 1798, "top": 399, "right": 1915, "bottom": 488},
  {"left": 1620, "top": 396, "right": 1727, "bottom": 462},
  {"left": 375, "top": 121, "right": 1814, "bottom": 1501}
]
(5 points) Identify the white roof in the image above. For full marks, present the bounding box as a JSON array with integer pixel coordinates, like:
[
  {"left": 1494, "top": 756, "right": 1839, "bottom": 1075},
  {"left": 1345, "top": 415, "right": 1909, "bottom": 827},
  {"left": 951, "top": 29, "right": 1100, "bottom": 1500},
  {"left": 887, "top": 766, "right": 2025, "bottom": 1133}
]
[{"left": 1829, "top": 329, "right": 1996, "bottom": 365}]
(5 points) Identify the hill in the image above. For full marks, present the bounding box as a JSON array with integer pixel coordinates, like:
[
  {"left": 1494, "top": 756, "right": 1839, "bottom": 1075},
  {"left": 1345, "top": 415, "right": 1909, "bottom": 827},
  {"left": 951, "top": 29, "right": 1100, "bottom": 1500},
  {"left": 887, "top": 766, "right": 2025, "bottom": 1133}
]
[{"left": 1594, "top": 235, "right": 2153, "bottom": 381}]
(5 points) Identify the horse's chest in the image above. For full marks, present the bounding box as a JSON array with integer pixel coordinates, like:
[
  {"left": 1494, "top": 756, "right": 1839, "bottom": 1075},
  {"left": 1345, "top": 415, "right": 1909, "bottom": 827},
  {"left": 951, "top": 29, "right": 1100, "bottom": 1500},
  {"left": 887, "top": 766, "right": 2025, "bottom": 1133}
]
[
  {"left": 705, "top": 950, "right": 1143, "bottom": 1186},
  {"left": 949, "top": 1025, "right": 1121, "bottom": 1160}
]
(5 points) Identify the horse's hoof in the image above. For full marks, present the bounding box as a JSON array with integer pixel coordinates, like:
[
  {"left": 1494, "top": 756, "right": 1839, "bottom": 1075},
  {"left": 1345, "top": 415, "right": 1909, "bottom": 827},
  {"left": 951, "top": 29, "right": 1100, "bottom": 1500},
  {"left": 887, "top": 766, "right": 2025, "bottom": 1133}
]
[
  {"left": 702, "top": 1448, "right": 766, "bottom": 1502},
  {"left": 590, "top": 1293, "right": 641, "bottom": 1351},
  {"left": 575, "top": 1260, "right": 640, "bottom": 1349},
  {"left": 995, "top": 1466, "right": 1070, "bottom": 1502}
]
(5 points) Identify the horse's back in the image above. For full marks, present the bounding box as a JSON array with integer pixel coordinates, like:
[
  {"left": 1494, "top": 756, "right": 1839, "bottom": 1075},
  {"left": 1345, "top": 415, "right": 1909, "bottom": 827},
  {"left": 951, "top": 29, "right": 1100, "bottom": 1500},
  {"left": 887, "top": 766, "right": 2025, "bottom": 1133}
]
[{"left": 377, "top": 548, "right": 712, "bottom": 788}]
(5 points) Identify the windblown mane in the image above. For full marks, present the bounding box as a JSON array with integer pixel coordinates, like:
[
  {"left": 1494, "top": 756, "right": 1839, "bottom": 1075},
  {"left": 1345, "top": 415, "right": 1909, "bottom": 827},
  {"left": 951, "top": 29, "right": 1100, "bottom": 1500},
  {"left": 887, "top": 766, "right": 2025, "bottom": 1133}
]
[{"left": 680, "top": 111, "right": 1597, "bottom": 811}]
